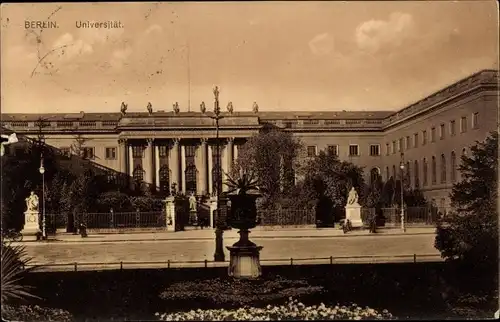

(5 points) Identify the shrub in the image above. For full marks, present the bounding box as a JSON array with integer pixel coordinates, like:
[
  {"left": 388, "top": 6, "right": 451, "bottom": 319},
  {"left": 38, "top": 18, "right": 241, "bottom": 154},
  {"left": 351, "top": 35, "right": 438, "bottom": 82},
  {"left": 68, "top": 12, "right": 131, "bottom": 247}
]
[
  {"left": 159, "top": 276, "right": 324, "bottom": 309},
  {"left": 156, "top": 298, "right": 395, "bottom": 321}
]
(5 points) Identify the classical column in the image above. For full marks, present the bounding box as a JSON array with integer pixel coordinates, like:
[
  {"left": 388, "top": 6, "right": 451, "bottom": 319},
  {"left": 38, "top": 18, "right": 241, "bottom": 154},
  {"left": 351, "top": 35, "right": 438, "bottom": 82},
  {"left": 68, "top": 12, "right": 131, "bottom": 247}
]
[
  {"left": 199, "top": 138, "right": 208, "bottom": 195},
  {"left": 118, "top": 139, "right": 127, "bottom": 175},
  {"left": 155, "top": 144, "right": 160, "bottom": 191},
  {"left": 234, "top": 144, "right": 239, "bottom": 163},
  {"left": 145, "top": 139, "right": 154, "bottom": 187},
  {"left": 128, "top": 144, "right": 134, "bottom": 190},
  {"left": 170, "top": 138, "right": 181, "bottom": 192},
  {"left": 208, "top": 144, "right": 213, "bottom": 195},
  {"left": 181, "top": 144, "right": 187, "bottom": 193},
  {"left": 227, "top": 138, "right": 234, "bottom": 174}
]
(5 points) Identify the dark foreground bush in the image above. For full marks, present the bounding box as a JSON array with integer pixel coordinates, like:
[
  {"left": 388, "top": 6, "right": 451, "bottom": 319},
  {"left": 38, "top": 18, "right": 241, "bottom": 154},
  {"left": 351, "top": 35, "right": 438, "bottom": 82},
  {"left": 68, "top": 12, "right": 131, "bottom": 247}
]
[
  {"left": 1, "top": 304, "right": 73, "bottom": 321},
  {"left": 159, "top": 275, "right": 324, "bottom": 309}
]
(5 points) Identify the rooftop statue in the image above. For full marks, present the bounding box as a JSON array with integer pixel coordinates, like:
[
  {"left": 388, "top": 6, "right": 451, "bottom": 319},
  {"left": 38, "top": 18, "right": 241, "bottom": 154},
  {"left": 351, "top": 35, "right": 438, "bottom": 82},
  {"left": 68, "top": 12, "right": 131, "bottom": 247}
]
[
  {"left": 120, "top": 102, "right": 128, "bottom": 115},
  {"left": 147, "top": 102, "right": 153, "bottom": 115}
]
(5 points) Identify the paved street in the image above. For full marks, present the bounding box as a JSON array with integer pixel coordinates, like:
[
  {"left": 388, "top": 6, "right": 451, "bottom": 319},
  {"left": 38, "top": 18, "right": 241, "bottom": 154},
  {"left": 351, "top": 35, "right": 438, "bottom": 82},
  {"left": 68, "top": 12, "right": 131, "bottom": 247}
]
[{"left": 22, "top": 232, "right": 441, "bottom": 270}]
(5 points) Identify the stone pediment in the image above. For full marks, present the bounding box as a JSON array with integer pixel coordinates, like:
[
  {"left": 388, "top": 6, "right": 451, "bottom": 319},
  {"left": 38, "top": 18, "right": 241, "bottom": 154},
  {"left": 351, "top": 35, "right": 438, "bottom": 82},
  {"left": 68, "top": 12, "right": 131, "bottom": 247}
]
[{"left": 118, "top": 116, "right": 260, "bottom": 128}]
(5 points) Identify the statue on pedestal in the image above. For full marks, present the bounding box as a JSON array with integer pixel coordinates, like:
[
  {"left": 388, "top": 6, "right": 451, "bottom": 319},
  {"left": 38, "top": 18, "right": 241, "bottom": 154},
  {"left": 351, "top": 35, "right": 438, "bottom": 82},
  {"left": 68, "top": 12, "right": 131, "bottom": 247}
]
[
  {"left": 189, "top": 193, "right": 198, "bottom": 226},
  {"left": 25, "top": 191, "right": 39, "bottom": 212},
  {"left": 347, "top": 187, "right": 359, "bottom": 206}
]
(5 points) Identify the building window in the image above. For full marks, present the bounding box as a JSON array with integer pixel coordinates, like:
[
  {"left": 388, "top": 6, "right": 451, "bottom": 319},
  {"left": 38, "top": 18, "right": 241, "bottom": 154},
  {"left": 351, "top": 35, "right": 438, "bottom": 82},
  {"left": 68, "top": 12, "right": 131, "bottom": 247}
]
[
  {"left": 450, "top": 151, "right": 456, "bottom": 183},
  {"left": 369, "top": 144, "right": 380, "bottom": 156},
  {"left": 327, "top": 145, "right": 338, "bottom": 156},
  {"left": 82, "top": 147, "right": 94, "bottom": 159},
  {"left": 385, "top": 143, "right": 390, "bottom": 156},
  {"left": 392, "top": 165, "right": 396, "bottom": 179},
  {"left": 460, "top": 116, "right": 467, "bottom": 133},
  {"left": 431, "top": 156, "right": 437, "bottom": 184},
  {"left": 132, "top": 146, "right": 143, "bottom": 158},
  {"left": 414, "top": 133, "right": 419, "bottom": 148},
  {"left": 385, "top": 166, "right": 390, "bottom": 181},
  {"left": 307, "top": 146, "right": 317, "bottom": 157},
  {"left": 212, "top": 146, "right": 223, "bottom": 195},
  {"left": 132, "top": 166, "right": 145, "bottom": 191},
  {"left": 472, "top": 112, "right": 478, "bottom": 129},
  {"left": 392, "top": 141, "right": 397, "bottom": 154},
  {"left": 184, "top": 145, "right": 197, "bottom": 194},
  {"left": 405, "top": 161, "right": 411, "bottom": 184},
  {"left": 370, "top": 168, "right": 379, "bottom": 185},
  {"left": 462, "top": 147, "right": 467, "bottom": 156},
  {"left": 60, "top": 147, "right": 71, "bottom": 157},
  {"left": 422, "top": 131, "right": 427, "bottom": 145},
  {"left": 398, "top": 138, "right": 404, "bottom": 152},
  {"left": 440, "top": 154, "right": 446, "bottom": 184},
  {"left": 349, "top": 144, "right": 359, "bottom": 156},
  {"left": 431, "top": 127, "right": 436, "bottom": 142},
  {"left": 450, "top": 120, "right": 456, "bottom": 136},
  {"left": 159, "top": 166, "right": 170, "bottom": 195},
  {"left": 423, "top": 158, "right": 428, "bottom": 186},
  {"left": 105, "top": 147, "right": 116, "bottom": 160},
  {"left": 159, "top": 146, "right": 168, "bottom": 157},
  {"left": 406, "top": 136, "right": 411, "bottom": 150},
  {"left": 439, "top": 124, "right": 445, "bottom": 140},
  {"left": 414, "top": 160, "right": 419, "bottom": 188}
]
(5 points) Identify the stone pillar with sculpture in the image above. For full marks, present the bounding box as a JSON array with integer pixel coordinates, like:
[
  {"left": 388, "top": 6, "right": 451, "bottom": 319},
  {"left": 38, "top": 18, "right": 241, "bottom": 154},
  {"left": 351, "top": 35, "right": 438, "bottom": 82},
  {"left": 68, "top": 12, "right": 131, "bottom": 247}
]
[
  {"left": 225, "top": 169, "right": 263, "bottom": 279},
  {"left": 22, "top": 191, "right": 42, "bottom": 240},
  {"left": 345, "top": 187, "right": 363, "bottom": 228}
]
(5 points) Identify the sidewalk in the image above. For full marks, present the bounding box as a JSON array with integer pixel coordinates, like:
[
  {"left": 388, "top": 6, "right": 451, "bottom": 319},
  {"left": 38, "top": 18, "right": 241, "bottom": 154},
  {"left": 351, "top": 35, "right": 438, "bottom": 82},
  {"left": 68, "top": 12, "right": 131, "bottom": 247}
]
[{"left": 21, "top": 226, "right": 436, "bottom": 244}]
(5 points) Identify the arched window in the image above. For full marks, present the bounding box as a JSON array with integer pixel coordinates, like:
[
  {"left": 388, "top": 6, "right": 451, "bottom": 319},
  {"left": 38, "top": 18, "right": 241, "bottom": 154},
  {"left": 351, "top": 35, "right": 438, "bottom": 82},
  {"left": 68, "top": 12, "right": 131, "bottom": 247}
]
[
  {"left": 431, "top": 156, "right": 437, "bottom": 184},
  {"left": 414, "top": 160, "right": 419, "bottom": 188},
  {"left": 132, "top": 166, "right": 145, "bottom": 191},
  {"left": 450, "top": 151, "right": 456, "bottom": 183},
  {"left": 423, "top": 158, "right": 428, "bottom": 186},
  {"left": 370, "top": 168, "right": 379, "bottom": 185},
  {"left": 440, "top": 154, "right": 446, "bottom": 183},
  {"left": 462, "top": 148, "right": 467, "bottom": 156},
  {"left": 184, "top": 146, "right": 197, "bottom": 194},
  {"left": 385, "top": 166, "right": 389, "bottom": 181},
  {"left": 159, "top": 165, "right": 170, "bottom": 196}
]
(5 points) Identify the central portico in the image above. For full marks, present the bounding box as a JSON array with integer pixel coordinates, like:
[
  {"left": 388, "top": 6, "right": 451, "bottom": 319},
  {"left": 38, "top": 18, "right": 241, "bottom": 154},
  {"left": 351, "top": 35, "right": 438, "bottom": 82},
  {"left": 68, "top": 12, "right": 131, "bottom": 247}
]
[{"left": 119, "top": 136, "right": 250, "bottom": 195}]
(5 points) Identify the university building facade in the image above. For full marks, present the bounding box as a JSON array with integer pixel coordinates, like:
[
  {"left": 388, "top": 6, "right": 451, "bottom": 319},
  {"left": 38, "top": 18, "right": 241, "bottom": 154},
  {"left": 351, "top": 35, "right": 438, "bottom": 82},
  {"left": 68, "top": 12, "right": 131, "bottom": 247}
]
[{"left": 2, "top": 69, "right": 498, "bottom": 208}]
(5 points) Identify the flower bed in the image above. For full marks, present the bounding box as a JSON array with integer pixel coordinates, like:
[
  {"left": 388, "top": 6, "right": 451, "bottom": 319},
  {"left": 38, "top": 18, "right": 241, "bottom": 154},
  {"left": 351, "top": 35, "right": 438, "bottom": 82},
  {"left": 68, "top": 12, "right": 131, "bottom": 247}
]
[
  {"left": 1, "top": 304, "right": 73, "bottom": 321},
  {"left": 156, "top": 298, "right": 394, "bottom": 321}
]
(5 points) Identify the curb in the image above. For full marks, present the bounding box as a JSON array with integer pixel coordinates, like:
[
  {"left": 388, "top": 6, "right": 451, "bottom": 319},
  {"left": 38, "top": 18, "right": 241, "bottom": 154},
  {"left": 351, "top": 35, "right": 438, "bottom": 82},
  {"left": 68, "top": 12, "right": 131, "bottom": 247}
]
[{"left": 16, "top": 231, "right": 436, "bottom": 245}]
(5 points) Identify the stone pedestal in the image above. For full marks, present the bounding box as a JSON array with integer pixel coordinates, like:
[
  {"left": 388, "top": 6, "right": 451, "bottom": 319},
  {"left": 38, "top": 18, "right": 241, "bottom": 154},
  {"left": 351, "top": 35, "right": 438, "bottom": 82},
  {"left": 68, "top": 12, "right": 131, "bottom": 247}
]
[
  {"left": 189, "top": 210, "right": 198, "bottom": 226},
  {"left": 165, "top": 197, "right": 176, "bottom": 231},
  {"left": 345, "top": 204, "right": 363, "bottom": 228},
  {"left": 227, "top": 230, "right": 263, "bottom": 279},
  {"left": 22, "top": 210, "right": 41, "bottom": 241}
]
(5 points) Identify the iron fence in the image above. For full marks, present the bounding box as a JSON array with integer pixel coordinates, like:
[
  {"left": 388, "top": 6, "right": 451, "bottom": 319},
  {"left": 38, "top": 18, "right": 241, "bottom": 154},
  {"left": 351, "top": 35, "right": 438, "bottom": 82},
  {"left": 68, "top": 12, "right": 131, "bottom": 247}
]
[
  {"left": 82, "top": 211, "right": 166, "bottom": 230},
  {"left": 25, "top": 253, "right": 443, "bottom": 272},
  {"left": 258, "top": 209, "right": 316, "bottom": 226},
  {"left": 360, "top": 207, "right": 452, "bottom": 227}
]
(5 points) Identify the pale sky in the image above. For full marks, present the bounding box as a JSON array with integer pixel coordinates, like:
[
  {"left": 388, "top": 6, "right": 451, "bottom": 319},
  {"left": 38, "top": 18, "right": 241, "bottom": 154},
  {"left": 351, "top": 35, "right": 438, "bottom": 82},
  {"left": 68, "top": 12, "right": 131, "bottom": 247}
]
[{"left": 1, "top": 1, "right": 498, "bottom": 114}]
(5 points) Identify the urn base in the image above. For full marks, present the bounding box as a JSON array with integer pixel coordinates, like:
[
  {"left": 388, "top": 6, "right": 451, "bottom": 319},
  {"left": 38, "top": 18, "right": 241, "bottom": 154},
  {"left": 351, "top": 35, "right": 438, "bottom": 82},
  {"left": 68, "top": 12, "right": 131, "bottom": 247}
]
[{"left": 226, "top": 244, "right": 263, "bottom": 279}]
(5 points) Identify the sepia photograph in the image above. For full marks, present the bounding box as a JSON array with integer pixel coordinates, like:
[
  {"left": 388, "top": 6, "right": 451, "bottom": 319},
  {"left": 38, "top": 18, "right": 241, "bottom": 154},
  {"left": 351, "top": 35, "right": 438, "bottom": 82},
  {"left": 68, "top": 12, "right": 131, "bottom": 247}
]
[{"left": 1, "top": 1, "right": 498, "bottom": 320}]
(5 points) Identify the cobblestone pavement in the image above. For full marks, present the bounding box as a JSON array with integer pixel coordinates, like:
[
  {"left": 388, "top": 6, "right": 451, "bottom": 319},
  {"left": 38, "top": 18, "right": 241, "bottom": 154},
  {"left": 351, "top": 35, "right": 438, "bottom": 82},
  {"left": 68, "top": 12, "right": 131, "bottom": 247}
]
[{"left": 23, "top": 233, "right": 440, "bottom": 270}]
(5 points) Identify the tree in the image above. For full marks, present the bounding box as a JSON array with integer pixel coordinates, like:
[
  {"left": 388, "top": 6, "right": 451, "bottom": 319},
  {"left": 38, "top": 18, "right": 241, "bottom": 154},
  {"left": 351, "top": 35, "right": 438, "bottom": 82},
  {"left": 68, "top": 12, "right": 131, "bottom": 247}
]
[
  {"left": 299, "top": 150, "right": 365, "bottom": 223},
  {"left": 232, "top": 129, "right": 303, "bottom": 205},
  {"left": 435, "top": 132, "right": 498, "bottom": 270},
  {"left": 70, "top": 134, "right": 90, "bottom": 159}
]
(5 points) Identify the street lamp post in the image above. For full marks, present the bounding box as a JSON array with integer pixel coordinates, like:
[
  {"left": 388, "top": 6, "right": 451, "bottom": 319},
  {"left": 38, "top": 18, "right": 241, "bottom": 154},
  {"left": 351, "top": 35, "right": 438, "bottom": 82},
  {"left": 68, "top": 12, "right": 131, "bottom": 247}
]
[
  {"left": 205, "top": 86, "right": 226, "bottom": 262},
  {"left": 39, "top": 155, "right": 47, "bottom": 240},
  {"left": 399, "top": 153, "right": 406, "bottom": 233}
]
